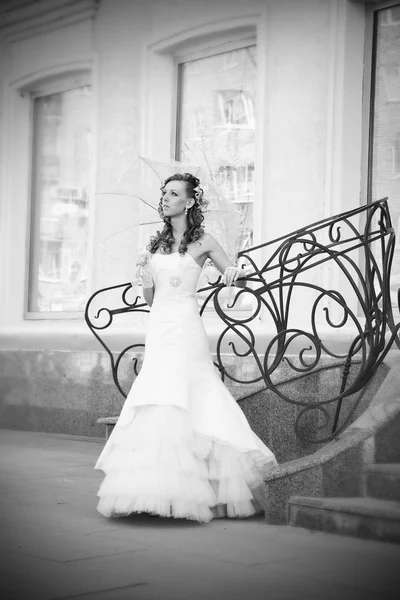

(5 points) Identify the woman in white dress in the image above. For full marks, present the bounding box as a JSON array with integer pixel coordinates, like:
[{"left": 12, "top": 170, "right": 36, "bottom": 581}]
[{"left": 95, "top": 173, "right": 277, "bottom": 523}]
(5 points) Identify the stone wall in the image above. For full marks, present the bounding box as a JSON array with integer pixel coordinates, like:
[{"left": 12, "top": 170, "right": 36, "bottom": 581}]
[{"left": 0, "top": 348, "right": 380, "bottom": 464}]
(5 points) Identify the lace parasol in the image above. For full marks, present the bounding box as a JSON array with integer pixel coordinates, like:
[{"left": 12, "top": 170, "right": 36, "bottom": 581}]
[{"left": 94, "top": 155, "right": 241, "bottom": 289}]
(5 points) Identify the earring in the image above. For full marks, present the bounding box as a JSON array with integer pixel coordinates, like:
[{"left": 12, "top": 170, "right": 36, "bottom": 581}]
[{"left": 185, "top": 207, "right": 188, "bottom": 215}]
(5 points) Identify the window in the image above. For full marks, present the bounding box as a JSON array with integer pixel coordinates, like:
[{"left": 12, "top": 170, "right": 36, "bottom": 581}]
[
  {"left": 368, "top": 3, "right": 400, "bottom": 304},
  {"left": 176, "top": 45, "right": 257, "bottom": 257},
  {"left": 380, "top": 4, "right": 400, "bottom": 26},
  {"left": 27, "top": 81, "right": 93, "bottom": 314}
]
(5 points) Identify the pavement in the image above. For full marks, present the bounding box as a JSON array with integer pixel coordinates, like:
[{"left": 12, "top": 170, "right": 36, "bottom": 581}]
[{"left": 1, "top": 430, "right": 400, "bottom": 600}]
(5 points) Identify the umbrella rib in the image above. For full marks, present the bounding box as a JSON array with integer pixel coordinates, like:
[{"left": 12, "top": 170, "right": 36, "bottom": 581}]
[
  {"left": 96, "top": 192, "right": 158, "bottom": 211},
  {"left": 95, "top": 220, "right": 161, "bottom": 244}
]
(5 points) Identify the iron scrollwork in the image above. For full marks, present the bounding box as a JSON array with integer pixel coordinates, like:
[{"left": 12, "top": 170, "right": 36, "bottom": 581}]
[{"left": 85, "top": 198, "right": 400, "bottom": 444}]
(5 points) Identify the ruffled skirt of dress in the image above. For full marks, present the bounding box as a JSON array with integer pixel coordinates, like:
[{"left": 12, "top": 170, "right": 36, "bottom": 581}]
[
  {"left": 95, "top": 289, "right": 278, "bottom": 523},
  {"left": 95, "top": 404, "right": 277, "bottom": 524}
]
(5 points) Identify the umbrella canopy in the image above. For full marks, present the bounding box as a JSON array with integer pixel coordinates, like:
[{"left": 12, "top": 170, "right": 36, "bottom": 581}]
[{"left": 93, "top": 155, "right": 241, "bottom": 288}]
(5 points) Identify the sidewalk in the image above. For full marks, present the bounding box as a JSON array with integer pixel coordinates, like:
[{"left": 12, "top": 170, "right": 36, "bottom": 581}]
[{"left": 1, "top": 429, "right": 400, "bottom": 600}]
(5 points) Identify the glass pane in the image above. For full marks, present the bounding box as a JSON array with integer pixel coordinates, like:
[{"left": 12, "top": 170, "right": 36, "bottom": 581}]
[
  {"left": 28, "top": 86, "right": 92, "bottom": 313},
  {"left": 177, "top": 46, "right": 256, "bottom": 256},
  {"left": 371, "top": 6, "right": 400, "bottom": 306}
]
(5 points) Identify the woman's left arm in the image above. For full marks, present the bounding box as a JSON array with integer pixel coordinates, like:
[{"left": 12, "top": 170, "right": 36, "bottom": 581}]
[{"left": 204, "top": 234, "right": 246, "bottom": 288}]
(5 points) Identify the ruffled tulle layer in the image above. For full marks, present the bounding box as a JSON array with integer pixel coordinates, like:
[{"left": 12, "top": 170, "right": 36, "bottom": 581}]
[{"left": 95, "top": 405, "right": 277, "bottom": 523}]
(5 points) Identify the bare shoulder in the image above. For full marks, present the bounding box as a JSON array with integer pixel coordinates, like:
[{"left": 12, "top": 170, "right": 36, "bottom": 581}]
[
  {"left": 199, "top": 232, "right": 219, "bottom": 251},
  {"left": 191, "top": 233, "right": 223, "bottom": 263}
]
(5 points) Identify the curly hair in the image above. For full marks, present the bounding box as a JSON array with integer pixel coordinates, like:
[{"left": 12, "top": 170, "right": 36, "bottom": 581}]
[{"left": 147, "top": 172, "right": 207, "bottom": 255}]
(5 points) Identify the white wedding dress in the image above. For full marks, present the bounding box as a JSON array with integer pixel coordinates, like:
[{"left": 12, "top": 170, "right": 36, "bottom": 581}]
[{"left": 95, "top": 252, "right": 277, "bottom": 523}]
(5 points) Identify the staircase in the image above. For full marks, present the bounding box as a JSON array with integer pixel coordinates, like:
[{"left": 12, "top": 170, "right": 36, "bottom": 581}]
[{"left": 288, "top": 417, "right": 400, "bottom": 544}]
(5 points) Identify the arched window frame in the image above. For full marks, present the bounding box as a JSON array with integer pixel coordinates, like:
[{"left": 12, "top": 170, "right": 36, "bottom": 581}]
[
  {"left": 143, "top": 16, "right": 268, "bottom": 321},
  {"left": 1, "top": 64, "right": 95, "bottom": 323}
]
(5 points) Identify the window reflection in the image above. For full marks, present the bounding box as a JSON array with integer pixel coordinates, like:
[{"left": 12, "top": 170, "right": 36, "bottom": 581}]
[
  {"left": 28, "top": 85, "right": 92, "bottom": 313},
  {"left": 177, "top": 46, "right": 256, "bottom": 256},
  {"left": 371, "top": 6, "right": 400, "bottom": 306}
]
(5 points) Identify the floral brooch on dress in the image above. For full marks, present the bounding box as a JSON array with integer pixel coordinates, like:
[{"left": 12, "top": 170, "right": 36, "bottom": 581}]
[{"left": 169, "top": 276, "right": 181, "bottom": 287}]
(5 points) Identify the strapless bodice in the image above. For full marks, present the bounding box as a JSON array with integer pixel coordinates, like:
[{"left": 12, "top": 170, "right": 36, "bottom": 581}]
[{"left": 151, "top": 252, "right": 202, "bottom": 304}]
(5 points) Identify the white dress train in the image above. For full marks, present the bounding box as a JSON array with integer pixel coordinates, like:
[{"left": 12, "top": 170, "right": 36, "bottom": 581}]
[{"left": 95, "top": 252, "right": 278, "bottom": 523}]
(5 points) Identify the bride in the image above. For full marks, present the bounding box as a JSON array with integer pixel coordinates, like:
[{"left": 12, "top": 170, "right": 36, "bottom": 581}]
[{"left": 95, "top": 172, "right": 277, "bottom": 523}]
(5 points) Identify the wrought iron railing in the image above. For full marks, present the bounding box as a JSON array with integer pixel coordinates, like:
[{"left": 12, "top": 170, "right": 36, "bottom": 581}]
[{"left": 85, "top": 198, "right": 400, "bottom": 444}]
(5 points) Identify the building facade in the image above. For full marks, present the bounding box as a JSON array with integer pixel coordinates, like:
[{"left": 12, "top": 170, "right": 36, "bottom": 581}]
[{"left": 0, "top": 0, "right": 399, "bottom": 436}]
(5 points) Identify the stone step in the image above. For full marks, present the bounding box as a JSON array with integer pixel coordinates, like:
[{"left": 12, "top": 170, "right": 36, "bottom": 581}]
[
  {"left": 365, "top": 463, "right": 400, "bottom": 502},
  {"left": 374, "top": 409, "right": 400, "bottom": 463},
  {"left": 97, "top": 416, "right": 118, "bottom": 440},
  {"left": 288, "top": 496, "right": 400, "bottom": 544}
]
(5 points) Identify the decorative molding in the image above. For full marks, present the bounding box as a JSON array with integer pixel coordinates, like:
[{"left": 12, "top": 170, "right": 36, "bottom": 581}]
[
  {"left": 149, "top": 15, "right": 258, "bottom": 56},
  {"left": 8, "top": 59, "right": 93, "bottom": 94},
  {"left": 0, "top": 0, "right": 99, "bottom": 43}
]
